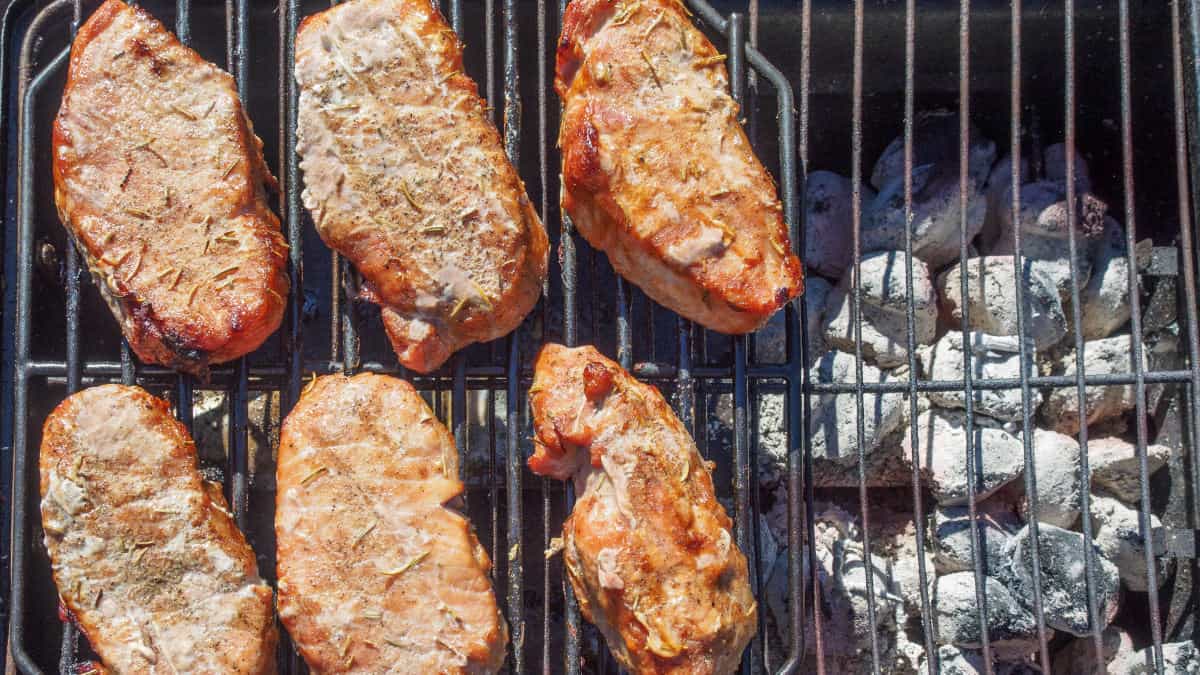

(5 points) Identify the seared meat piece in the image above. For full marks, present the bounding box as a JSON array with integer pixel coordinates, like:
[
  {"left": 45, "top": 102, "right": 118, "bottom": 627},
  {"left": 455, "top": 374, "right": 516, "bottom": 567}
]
[
  {"left": 276, "top": 373, "right": 507, "bottom": 673},
  {"left": 556, "top": 0, "right": 803, "bottom": 334},
  {"left": 295, "top": 0, "right": 548, "bottom": 373},
  {"left": 52, "top": 0, "right": 289, "bottom": 378},
  {"left": 40, "top": 385, "right": 277, "bottom": 674},
  {"left": 528, "top": 344, "right": 756, "bottom": 674}
]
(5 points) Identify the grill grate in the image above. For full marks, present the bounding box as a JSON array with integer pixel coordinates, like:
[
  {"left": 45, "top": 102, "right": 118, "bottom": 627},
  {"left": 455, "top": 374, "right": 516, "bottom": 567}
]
[
  {"left": 5, "top": 1, "right": 1200, "bottom": 674},
  {"left": 2, "top": 0, "right": 799, "bottom": 673}
]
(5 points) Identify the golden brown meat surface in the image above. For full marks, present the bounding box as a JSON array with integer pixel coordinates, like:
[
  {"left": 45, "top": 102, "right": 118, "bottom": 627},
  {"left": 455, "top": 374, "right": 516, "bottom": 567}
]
[
  {"left": 295, "top": 0, "right": 548, "bottom": 373},
  {"left": 276, "top": 373, "right": 507, "bottom": 673},
  {"left": 528, "top": 344, "right": 756, "bottom": 674},
  {"left": 556, "top": 0, "right": 802, "bottom": 334},
  {"left": 52, "top": 0, "right": 289, "bottom": 377},
  {"left": 40, "top": 385, "right": 278, "bottom": 674}
]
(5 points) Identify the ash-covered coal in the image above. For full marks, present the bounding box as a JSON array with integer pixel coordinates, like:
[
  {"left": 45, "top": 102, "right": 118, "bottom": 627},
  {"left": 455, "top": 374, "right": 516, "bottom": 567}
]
[{"left": 755, "top": 111, "right": 1185, "bottom": 673}]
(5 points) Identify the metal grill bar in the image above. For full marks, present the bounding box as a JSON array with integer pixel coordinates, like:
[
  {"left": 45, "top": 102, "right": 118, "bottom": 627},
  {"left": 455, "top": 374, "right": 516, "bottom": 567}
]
[
  {"left": 532, "top": 0, "right": 560, "bottom": 668},
  {"left": 954, "top": 1, "right": 1001, "bottom": 669},
  {"left": 1115, "top": 0, "right": 1165, "bottom": 667},
  {"left": 901, "top": 0, "right": 937, "bottom": 670},
  {"left": 848, "top": 2, "right": 882, "bottom": 671},
  {"left": 55, "top": 0, "right": 83, "bottom": 669},
  {"left": 277, "top": 1, "right": 303, "bottom": 669},
  {"left": 784, "top": 0, "right": 812, "bottom": 670},
  {"left": 556, "top": 0, "right": 584, "bottom": 667},
  {"left": 1173, "top": 0, "right": 1200, "bottom": 661},
  {"left": 17, "top": 358, "right": 1200, "bottom": 389},
  {"left": 1006, "top": 0, "right": 1054, "bottom": 668},
  {"left": 727, "top": 14, "right": 761, "bottom": 675},
  {"left": 1061, "top": 0, "right": 1105, "bottom": 665},
  {"left": 11, "top": 2, "right": 73, "bottom": 671},
  {"left": 499, "top": 0, "right": 525, "bottom": 668}
]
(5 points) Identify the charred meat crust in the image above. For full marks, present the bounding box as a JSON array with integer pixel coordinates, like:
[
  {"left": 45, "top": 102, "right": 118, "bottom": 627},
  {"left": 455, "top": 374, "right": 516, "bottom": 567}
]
[
  {"left": 555, "top": 0, "right": 803, "bottom": 335},
  {"left": 52, "top": 0, "right": 289, "bottom": 378}
]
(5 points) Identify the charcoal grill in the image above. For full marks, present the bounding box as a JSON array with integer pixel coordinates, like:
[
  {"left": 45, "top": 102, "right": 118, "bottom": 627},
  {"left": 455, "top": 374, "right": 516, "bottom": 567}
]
[{"left": 3, "top": 0, "right": 1200, "bottom": 673}]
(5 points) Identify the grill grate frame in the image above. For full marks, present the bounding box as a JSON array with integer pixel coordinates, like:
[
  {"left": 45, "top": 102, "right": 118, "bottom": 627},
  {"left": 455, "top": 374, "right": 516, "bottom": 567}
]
[{"left": 2, "top": 1, "right": 1200, "bottom": 675}]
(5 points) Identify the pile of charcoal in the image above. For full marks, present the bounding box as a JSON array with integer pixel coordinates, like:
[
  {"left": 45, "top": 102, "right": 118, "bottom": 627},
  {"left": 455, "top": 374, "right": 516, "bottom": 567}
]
[{"left": 747, "top": 111, "right": 1194, "bottom": 673}]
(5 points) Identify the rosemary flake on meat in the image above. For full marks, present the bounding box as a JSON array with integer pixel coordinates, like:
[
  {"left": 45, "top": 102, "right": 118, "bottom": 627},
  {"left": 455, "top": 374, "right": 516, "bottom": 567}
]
[
  {"left": 449, "top": 295, "right": 471, "bottom": 319},
  {"left": 130, "top": 138, "right": 168, "bottom": 167},
  {"left": 351, "top": 521, "right": 378, "bottom": 547},
  {"left": 170, "top": 103, "right": 198, "bottom": 120},
  {"left": 212, "top": 265, "right": 240, "bottom": 281},
  {"left": 381, "top": 550, "right": 430, "bottom": 577},
  {"left": 299, "top": 465, "right": 328, "bottom": 486},
  {"left": 610, "top": 2, "right": 637, "bottom": 25},
  {"left": 641, "top": 11, "right": 666, "bottom": 37},
  {"left": 124, "top": 246, "right": 145, "bottom": 282},
  {"left": 640, "top": 50, "right": 664, "bottom": 89},
  {"left": 399, "top": 179, "right": 423, "bottom": 212},
  {"left": 695, "top": 54, "right": 728, "bottom": 67}
]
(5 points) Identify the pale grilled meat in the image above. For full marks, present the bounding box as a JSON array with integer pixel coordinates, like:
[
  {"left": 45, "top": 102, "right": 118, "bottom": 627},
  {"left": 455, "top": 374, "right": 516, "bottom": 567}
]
[
  {"left": 40, "top": 385, "right": 278, "bottom": 674},
  {"left": 557, "top": 0, "right": 803, "bottom": 334},
  {"left": 276, "top": 373, "right": 507, "bottom": 673},
  {"left": 528, "top": 344, "right": 756, "bottom": 674},
  {"left": 295, "top": 0, "right": 548, "bottom": 373},
  {"left": 52, "top": 0, "right": 289, "bottom": 378}
]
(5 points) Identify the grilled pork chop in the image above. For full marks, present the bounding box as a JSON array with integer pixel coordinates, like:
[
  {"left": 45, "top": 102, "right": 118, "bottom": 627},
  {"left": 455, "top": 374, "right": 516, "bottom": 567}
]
[
  {"left": 40, "top": 385, "right": 277, "bottom": 674},
  {"left": 52, "top": 0, "right": 289, "bottom": 377},
  {"left": 528, "top": 344, "right": 756, "bottom": 674},
  {"left": 557, "top": 0, "right": 803, "bottom": 334},
  {"left": 295, "top": 0, "right": 548, "bottom": 373},
  {"left": 276, "top": 373, "right": 507, "bottom": 673}
]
